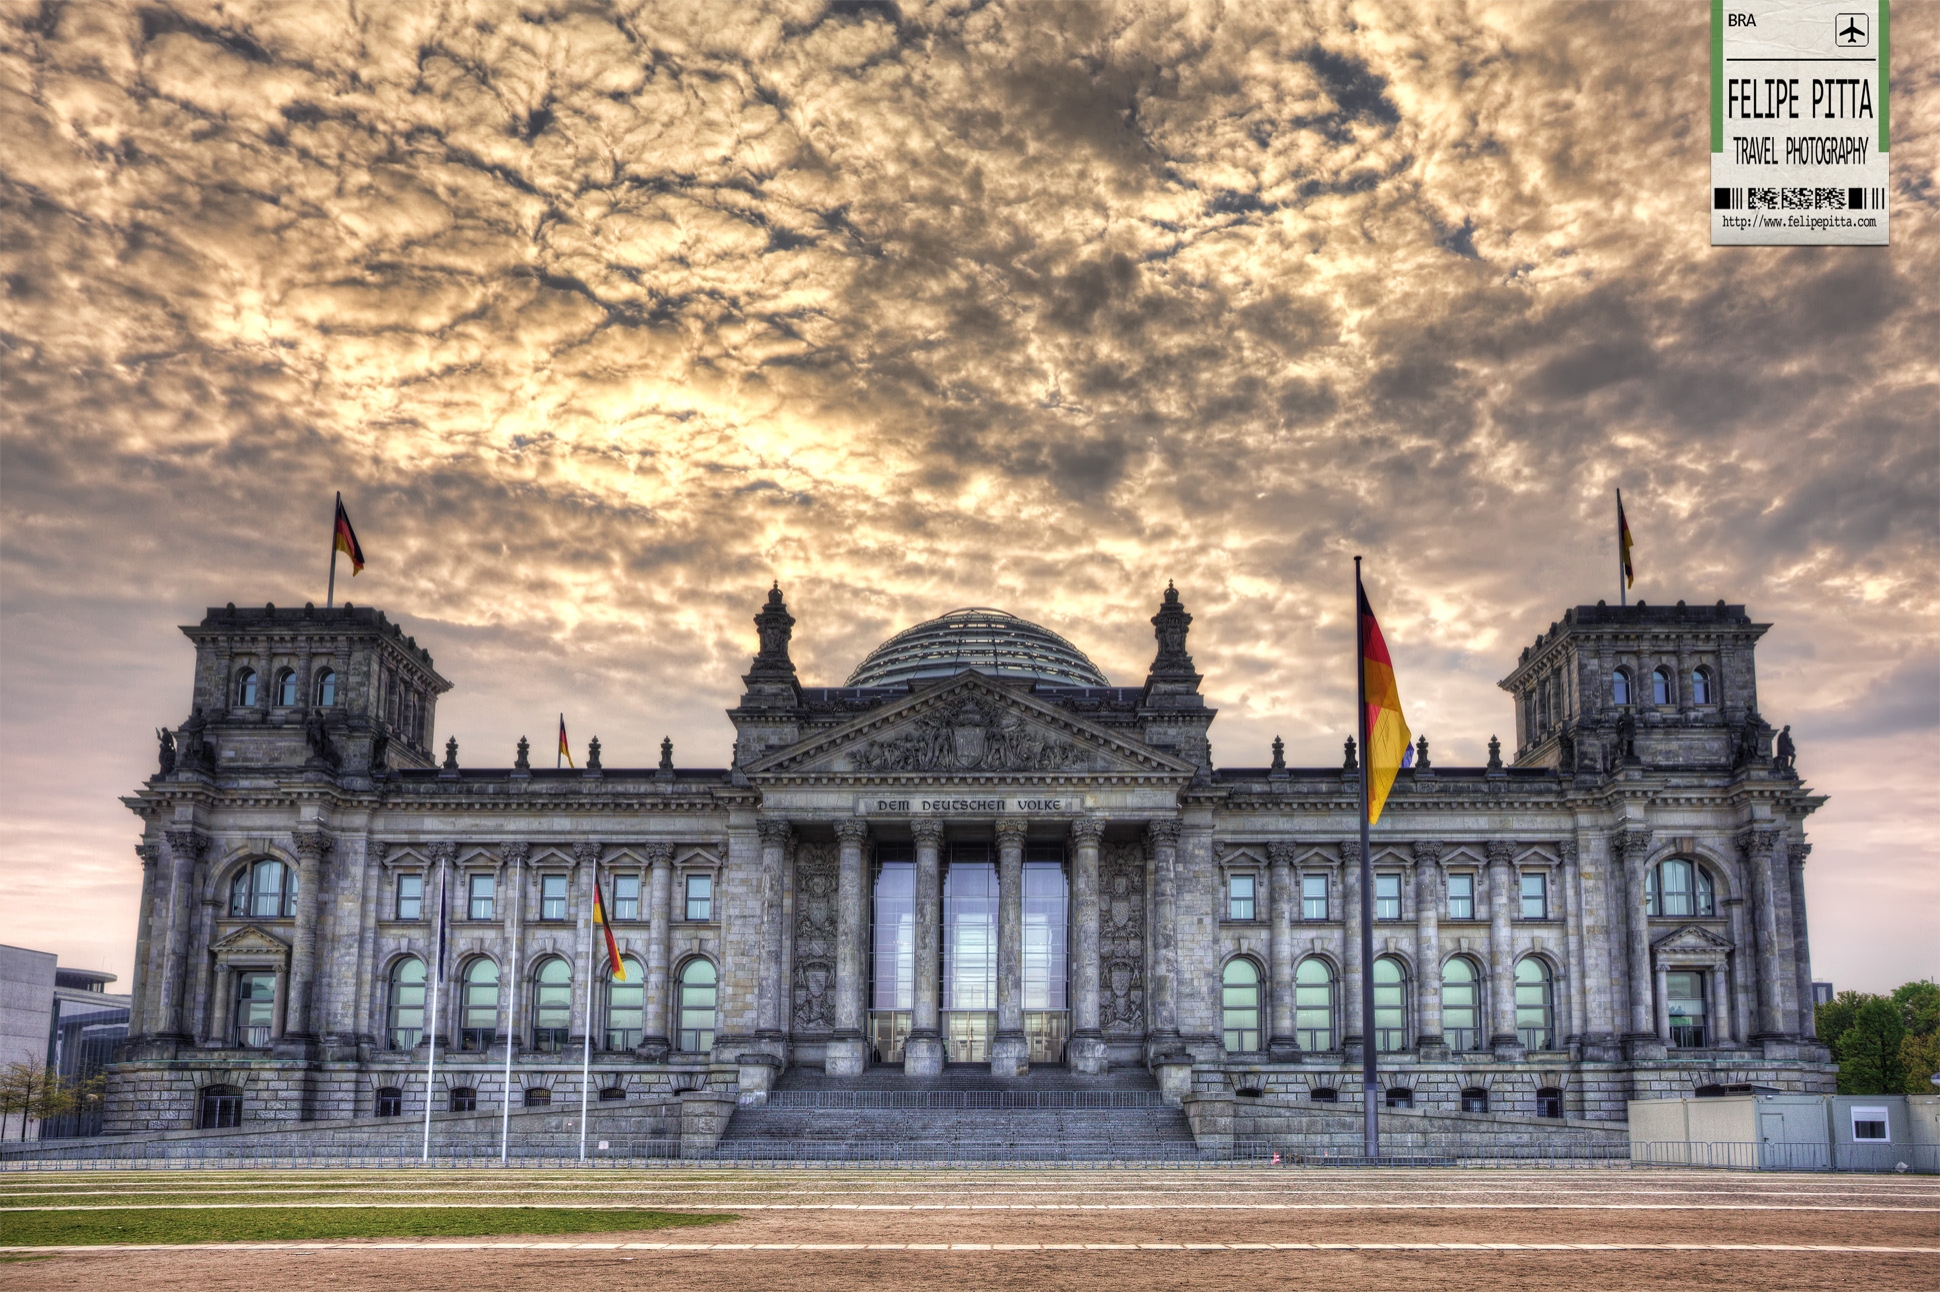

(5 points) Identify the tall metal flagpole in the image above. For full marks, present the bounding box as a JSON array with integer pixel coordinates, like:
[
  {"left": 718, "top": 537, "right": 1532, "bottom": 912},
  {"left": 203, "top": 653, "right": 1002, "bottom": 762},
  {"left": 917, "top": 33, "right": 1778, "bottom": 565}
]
[
  {"left": 326, "top": 492, "right": 341, "bottom": 609},
  {"left": 421, "top": 858, "right": 447, "bottom": 1162},
  {"left": 500, "top": 849, "right": 523, "bottom": 1166},
  {"left": 579, "top": 861, "right": 596, "bottom": 1162},
  {"left": 1354, "top": 556, "right": 1379, "bottom": 1161},
  {"left": 1617, "top": 488, "right": 1627, "bottom": 608}
]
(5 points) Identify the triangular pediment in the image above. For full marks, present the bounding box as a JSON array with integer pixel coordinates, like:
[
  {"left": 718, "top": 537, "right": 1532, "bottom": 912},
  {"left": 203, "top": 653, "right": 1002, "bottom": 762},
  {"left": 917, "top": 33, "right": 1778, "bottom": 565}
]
[
  {"left": 746, "top": 672, "right": 1196, "bottom": 779},
  {"left": 211, "top": 925, "right": 290, "bottom": 956},
  {"left": 1651, "top": 923, "right": 1733, "bottom": 953}
]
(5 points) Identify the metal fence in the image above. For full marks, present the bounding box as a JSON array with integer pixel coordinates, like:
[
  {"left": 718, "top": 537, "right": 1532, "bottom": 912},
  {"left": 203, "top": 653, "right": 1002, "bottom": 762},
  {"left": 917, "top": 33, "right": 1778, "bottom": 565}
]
[
  {"left": 753, "top": 1089, "right": 1169, "bottom": 1109},
  {"left": 1631, "top": 1140, "right": 1940, "bottom": 1173}
]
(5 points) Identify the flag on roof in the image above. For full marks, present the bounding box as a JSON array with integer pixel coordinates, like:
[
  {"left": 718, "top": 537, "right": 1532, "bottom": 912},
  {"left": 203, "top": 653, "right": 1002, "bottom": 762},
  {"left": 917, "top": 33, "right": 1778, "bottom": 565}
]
[
  {"left": 333, "top": 494, "right": 365, "bottom": 574},
  {"left": 1358, "top": 574, "right": 1413, "bottom": 826}
]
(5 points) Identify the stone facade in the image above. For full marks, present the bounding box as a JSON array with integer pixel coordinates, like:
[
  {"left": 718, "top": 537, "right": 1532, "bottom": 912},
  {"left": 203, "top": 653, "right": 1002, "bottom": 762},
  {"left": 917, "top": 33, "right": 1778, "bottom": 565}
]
[{"left": 108, "top": 589, "right": 1831, "bottom": 1134}]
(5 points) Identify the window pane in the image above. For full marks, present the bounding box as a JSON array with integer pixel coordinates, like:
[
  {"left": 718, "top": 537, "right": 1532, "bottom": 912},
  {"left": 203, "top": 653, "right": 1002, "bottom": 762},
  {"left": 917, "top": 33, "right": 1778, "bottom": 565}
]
[
  {"left": 1301, "top": 874, "right": 1328, "bottom": 920},
  {"left": 613, "top": 874, "right": 640, "bottom": 921},
  {"left": 685, "top": 874, "right": 712, "bottom": 921},
  {"left": 237, "top": 670, "right": 257, "bottom": 706},
  {"left": 1661, "top": 861, "right": 1693, "bottom": 917},
  {"left": 1612, "top": 670, "right": 1629, "bottom": 705},
  {"left": 1022, "top": 861, "right": 1067, "bottom": 1011},
  {"left": 872, "top": 861, "right": 915, "bottom": 1010},
  {"left": 1515, "top": 958, "right": 1553, "bottom": 1049},
  {"left": 1229, "top": 873, "right": 1255, "bottom": 921},
  {"left": 1652, "top": 668, "right": 1671, "bottom": 705},
  {"left": 396, "top": 873, "right": 423, "bottom": 921},
  {"left": 1294, "top": 959, "right": 1333, "bottom": 1050},
  {"left": 388, "top": 958, "right": 425, "bottom": 1049},
  {"left": 315, "top": 669, "right": 337, "bottom": 706},
  {"left": 276, "top": 671, "right": 297, "bottom": 706},
  {"left": 1668, "top": 969, "right": 1706, "bottom": 1047},
  {"left": 251, "top": 861, "right": 286, "bottom": 918},
  {"left": 1696, "top": 868, "right": 1715, "bottom": 917},
  {"left": 607, "top": 957, "right": 644, "bottom": 1050},
  {"left": 679, "top": 960, "right": 717, "bottom": 1052},
  {"left": 235, "top": 971, "right": 276, "bottom": 1046},
  {"left": 469, "top": 874, "right": 495, "bottom": 920},
  {"left": 1520, "top": 872, "right": 1546, "bottom": 919},
  {"left": 1442, "top": 958, "right": 1480, "bottom": 1049},
  {"left": 1375, "top": 873, "right": 1401, "bottom": 920},
  {"left": 1222, "top": 961, "right": 1260, "bottom": 1052},
  {"left": 541, "top": 874, "right": 567, "bottom": 920},
  {"left": 1447, "top": 873, "right": 1474, "bottom": 920},
  {"left": 945, "top": 858, "right": 996, "bottom": 1010}
]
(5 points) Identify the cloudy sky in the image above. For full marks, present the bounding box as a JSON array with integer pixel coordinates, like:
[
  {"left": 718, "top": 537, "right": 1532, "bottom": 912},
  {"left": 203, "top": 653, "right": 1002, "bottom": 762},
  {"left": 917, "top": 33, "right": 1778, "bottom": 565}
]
[{"left": 2, "top": 1, "right": 1934, "bottom": 993}]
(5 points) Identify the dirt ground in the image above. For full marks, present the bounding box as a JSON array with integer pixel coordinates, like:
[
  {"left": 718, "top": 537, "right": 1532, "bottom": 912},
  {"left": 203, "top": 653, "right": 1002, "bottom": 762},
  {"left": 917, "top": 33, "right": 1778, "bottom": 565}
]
[{"left": 5, "top": 1167, "right": 1936, "bottom": 1292}]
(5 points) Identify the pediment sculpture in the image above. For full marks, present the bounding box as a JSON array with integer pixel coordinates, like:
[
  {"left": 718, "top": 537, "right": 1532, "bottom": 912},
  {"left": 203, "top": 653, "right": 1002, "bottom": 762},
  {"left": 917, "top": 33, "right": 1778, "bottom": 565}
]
[{"left": 852, "top": 699, "right": 1092, "bottom": 773}]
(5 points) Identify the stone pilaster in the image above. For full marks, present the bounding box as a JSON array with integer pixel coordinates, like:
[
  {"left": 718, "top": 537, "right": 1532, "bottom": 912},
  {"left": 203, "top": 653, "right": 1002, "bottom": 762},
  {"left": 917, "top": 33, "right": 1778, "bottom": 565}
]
[
  {"left": 827, "top": 820, "right": 870, "bottom": 1075},
  {"left": 991, "top": 816, "right": 1030, "bottom": 1077},
  {"left": 905, "top": 818, "right": 945, "bottom": 1076},
  {"left": 755, "top": 820, "right": 790, "bottom": 1046},
  {"left": 1413, "top": 840, "right": 1444, "bottom": 1054},
  {"left": 1616, "top": 828, "right": 1662, "bottom": 1059},
  {"left": 1340, "top": 839, "right": 1363, "bottom": 1059},
  {"left": 1266, "top": 842, "right": 1299, "bottom": 1060},
  {"left": 1487, "top": 839, "right": 1522, "bottom": 1058},
  {"left": 280, "top": 828, "right": 331, "bottom": 1052},
  {"left": 1741, "top": 826, "right": 1791, "bottom": 1043},
  {"left": 426, "top": 842, "right": 457, "bottom": 1052},
  {"left": 502, "top": 841, "right": 528, "bottom": 1060},
  {"left": 571, "top": 841, "right": 602, "bottom": 1049},
  {"left": 638, "top": 843, "right": 674, "bottom": 1060},
  {"left": 1147, "top": 819, "right": 1183, "bottom": 1057},
  {"left": 154, "top": 828, "right": 205, "bottom": 1045},
  {"left": 1067, "top": 817, "right": 1108, "bottom": 1074},
  {"left": 1789, "top": 841, "right": 1818, "bottom": 1042},
  {"left": 1559, "top": 838, "right": 1588, "bottom": 1047},
  {"left": 128, "top": 843, "right": 158, "bottom": 1039}
]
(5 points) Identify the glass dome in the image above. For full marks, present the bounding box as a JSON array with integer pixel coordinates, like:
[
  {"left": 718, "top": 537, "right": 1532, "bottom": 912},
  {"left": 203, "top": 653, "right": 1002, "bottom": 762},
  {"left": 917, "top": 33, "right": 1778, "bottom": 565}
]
[{"left": 844, "top": 608, "right": 1110, "bottom": 689}]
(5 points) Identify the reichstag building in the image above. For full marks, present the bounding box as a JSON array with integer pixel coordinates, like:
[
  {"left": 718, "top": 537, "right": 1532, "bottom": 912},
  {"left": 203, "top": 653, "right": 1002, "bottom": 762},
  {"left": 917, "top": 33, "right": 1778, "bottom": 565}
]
[{"left": 109, "top": 583, "right": 1831, "bottom": 1133}]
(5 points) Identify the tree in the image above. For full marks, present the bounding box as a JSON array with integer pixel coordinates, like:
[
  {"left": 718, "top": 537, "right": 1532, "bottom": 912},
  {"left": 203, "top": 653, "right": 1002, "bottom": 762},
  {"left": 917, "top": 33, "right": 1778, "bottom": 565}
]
[
  {"left": 1902, "top": 1030, "right": 1940, "bottom": 1096},
  {"left": 1892, "top": 980, "right": 1940, "bottom": 1039},
  {"left": 0, "top": 1061, "right": 32, "bottom": 1141},
  {"left": 1835, "top": 997, "right": 1907, "bottom": 1094},
  {"left": 1818, "top": 990, "right": 1875, "bottom": 1067}
]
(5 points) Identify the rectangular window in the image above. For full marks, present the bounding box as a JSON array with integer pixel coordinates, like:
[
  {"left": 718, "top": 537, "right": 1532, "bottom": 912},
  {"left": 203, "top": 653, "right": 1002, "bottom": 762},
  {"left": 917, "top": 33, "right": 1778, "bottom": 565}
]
[
  {"left": 540, "top": 874, "right": 568, "bottom": 921},
  {"left": 395, "top": 872, "right": 423, "bottom": 921},
  {"left": 1850, "top": 1107, "right": 1889, "bottom": 1142},
  {"left": 1520, "top": 871, "right": 1548, "bottom": 919},
  {"left": 1447, "top": 873, "right": 1475, "bottom": 919},
  {"left": 1229, "top": 873, "right": 1256, "bottom": 921},
  {"left": 1301, "top": 874, "right": 1328, "bottom": 921},
  {"left": 685, "top": 873, "right": 712, "bottom": 921},
  {"left": 234, "top": 971, "right": 276, "bottom": 1047},
  {"left": 1374, "top": 873, "right": 1401, "bottom": 920},
  {"left": 468, "top": 873, "right": 495, "bottom": 921},
  {"left": 613, "top": 873, "right": 640, "bottom": 921}
]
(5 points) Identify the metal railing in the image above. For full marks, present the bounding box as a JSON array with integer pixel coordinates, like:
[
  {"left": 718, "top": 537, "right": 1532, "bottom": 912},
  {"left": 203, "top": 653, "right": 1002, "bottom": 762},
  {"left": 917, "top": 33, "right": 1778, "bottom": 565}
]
[
  {"left": 750, "top": 1089, "right": 1170, "bottom": 1109},
  {"left": 1632, "top": 1140, "right": 1940, "bottom": 1173}
]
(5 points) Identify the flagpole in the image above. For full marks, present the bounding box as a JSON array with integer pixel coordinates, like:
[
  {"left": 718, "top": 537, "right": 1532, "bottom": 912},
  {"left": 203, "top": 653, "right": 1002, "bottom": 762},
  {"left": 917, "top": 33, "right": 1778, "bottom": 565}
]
[
  {"left": 579, "top": 860, "right": 596, "bottom": 1162},
  {"left": 501, "top": 849, "right": 522, "bottom": 1167},
  {"left": 422, "top": 857, "right": 447, "bottom": 1163},
  {"left": 558, "top": 715, "right": 564, "bottom": 770},
  {"left": 1354, "top": 556, "right": 1379, "bottom": 1162},
  {"left": 1616, "top": 488, "right": 1627, "bottom": 609},
  {"left": 327, "top": 492, "right": 341, "bottom": 609}
]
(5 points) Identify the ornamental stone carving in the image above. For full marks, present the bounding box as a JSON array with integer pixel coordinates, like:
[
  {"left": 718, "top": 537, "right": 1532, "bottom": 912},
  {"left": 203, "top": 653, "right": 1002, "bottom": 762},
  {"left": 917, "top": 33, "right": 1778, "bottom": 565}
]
[
  {"left": 790, "top": 841, "right": 839, "bottom": 1034},
  {"left": 1098, "top": 839, "right": 1147, "bottom": 1036},
  {"left": 853, "top": 699, "right": 1090, "bottom": 773}
]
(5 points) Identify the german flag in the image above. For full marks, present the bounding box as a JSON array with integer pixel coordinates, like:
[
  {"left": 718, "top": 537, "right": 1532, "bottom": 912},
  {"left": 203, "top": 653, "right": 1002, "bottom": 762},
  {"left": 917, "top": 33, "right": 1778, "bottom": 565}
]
[
  {"left": 593, "top": 873, "right": 625, "bottom": 980},
  {"left": 333, "top": 493, "right": 365, "bottom": 574},
  {"left": 1617, "top": 488, "right": 1635, "bottom": 590},
  {"left": 1358, "top": 574, "right": 1413, "bottom": 826}
]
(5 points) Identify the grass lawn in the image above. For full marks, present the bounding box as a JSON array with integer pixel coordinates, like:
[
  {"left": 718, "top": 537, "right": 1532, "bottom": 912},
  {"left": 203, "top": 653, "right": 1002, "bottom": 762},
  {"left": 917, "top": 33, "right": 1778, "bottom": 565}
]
[{"left": 0, "top": 1206, "right": 734, "bottom": 1247}]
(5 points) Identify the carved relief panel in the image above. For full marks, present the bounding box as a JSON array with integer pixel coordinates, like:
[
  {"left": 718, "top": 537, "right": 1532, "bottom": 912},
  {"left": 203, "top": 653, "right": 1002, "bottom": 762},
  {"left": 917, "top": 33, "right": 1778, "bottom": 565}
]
[
  {"left": 1099, "top": 839, "right": 1147, "bottom": 1037},
  {"left": 790, "top": 841, "right": 839, "bottom": 1035}
]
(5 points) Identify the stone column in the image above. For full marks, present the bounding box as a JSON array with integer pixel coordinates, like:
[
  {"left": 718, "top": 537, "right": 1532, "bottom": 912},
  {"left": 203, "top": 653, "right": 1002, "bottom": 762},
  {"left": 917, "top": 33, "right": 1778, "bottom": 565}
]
[
  {"left": 129, "top": 844, "right": 159, "bottom": 1038},
  {"left": 1709, "top": 960, "right": 1732, "bottom": 1047},
  {"left": 350, "top": 839, "right": 382, "bottom": 1049},
  {"left": 1725, "top": 897, "right": 1753, "bottom": 1044},
  {"left": 1741, "top": 827, "right": 1787, "bottom": 1040},
  {"left": 190, "top": 894, "right": 218, "bottom": 1045},
  {"left": 991, "top": 817, "right": 1030, "bottom": 1077},
  {"left": 426, "top": 843, "right": 456, "bottom": 1051},
  {"left": 1653, "top": 959, "right": 1671, "bottom": 1041},
  {"left": 1788, "top": 841, "right": 1816, "bottom": 1040},
  {"left": 154, "top": 828, "right": 205, "bottom": 1044},
  {"left": 1148, "top": 820, "right": 1183, "bottom": 1054},
  {"left": 827, "top": 820, "right": 871, "bottom": 1075},
  {"left": 1266, "top": 842, "right": 1298, "bottom": 1060},
  {"left": 572, "top": 841, "right": 602, "bottom": 1049},
  {"left": 1487, "top": 840, "right": 1519, "bottom": 1054},
  {"left": 281, "top": 829, "right": 331, "bottom": 1048},
  {"left": 1340, "top": 840, "right": 1363, "bottom": 1058},
  {"left": 905, "top": 818, "right": 945, "bottom": 1076},
  {"left": 1559, "top": 838, "right": 1588, "bottom": 1046},
  {"left": 755, "top": 821, "right": 790, "bottom": 1044},
  {"left": 1413, "top": 840, "right": 1444, "bottom": 1053},
  {"left": 502, "top": 841, "right": 527, "bottom": 1060},
  {"left": 1616, "top": 829, "right": 1656, "bottom": 1047},
  {"left": 1067, "top": 817, "right": 1107, "bottom": 1074},
  {"left": 641, "top": 844, "right": 674, "bottom": 1060}
]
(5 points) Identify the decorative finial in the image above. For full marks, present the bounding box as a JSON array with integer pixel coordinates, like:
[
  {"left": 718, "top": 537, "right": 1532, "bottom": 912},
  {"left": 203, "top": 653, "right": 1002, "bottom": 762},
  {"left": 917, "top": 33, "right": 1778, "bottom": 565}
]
[
  {"left": 1487, "top": 734, "right": 1502, "bottom": 770},
  {"left": 659, "top": 736, "right": 674, "bottom": 770},
  {"left": 515, "top": 735, "right": 530, "bottom": 770},
  {"left": 443, "top": 736, "right": 458, "bottom": 770},
  {"left": 1414, "top": 733, "right": 1430, "bottom": 770},
  {"left": 586, "top": 736, "right": 602, "bottom": 771},
  {"left": 1343, "top": 735, "right": 1358, "bottom": 771},
  {"left": 1270, "top": 735, "right": 1286, "bottom": 771}
]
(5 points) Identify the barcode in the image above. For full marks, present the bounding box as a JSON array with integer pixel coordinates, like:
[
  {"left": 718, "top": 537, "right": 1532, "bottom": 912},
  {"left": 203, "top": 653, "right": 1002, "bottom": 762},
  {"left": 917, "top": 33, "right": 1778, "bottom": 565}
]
[{"left": 1714, "top": 187, "right": 1884, "bottom": 211}]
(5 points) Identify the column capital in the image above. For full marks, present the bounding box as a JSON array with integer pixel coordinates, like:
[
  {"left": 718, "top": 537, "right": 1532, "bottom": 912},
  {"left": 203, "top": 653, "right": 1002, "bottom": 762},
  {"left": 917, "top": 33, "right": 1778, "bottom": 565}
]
[
  {"left": 1790, "top": 839, "right": 1812, "bottom": 867},
  {"left": 501, "top": 840, "right": 530, "bottom": 866},
  {"left": 1412, "top": 839, "right": 1444, "bottom": 867},
  {"left": 428, "top": 841, "right": 458, "bottom": 866},
  {"left": 910, "top": 818, "right": 944, "bottom": 847},
  {"left": 1146, "top": 818, "right": 1181, "bottom": 848},
  {"left": 292, "top": 829, "right": 332, "bottom": 862},
  {"left": 1615, "top": 827, "right": 1656, "bottom": 865},
  {"left": 833, "top": 818, "right": 870, "bottom": 845},
  {"left": 756, "top": 819, "right": 793, "bottom": 847},
  {"left": 1557, "top": 837, "right": 1579, "bottom": 866},
  {"left": 136, "top": 842, "right": 160, "bottom": 870},
  {"left": 1266, "top": 841, "right": 1297, "bottom": 869},
  {"left": 1069, "top": 816, "right": 1105, "bottom": 846},
  {"left": 164, "top": 828, "right": 206, "bottom": 861},
  {"left": 1339, "top": 839, "right": 1361, "bottom": 866},
  {"left": 995, "top": 816, "right": 1028, "bottom": 849},
  {"left": 642, "top": 841, "right": 675, "bottom": 866},
  {"left": 1486, "top": 839, "right": 1516, "bottom": 870},
  {"left": 572, "top": 840, "right": 603, "bottom": 868},
  {"left": 1736, "top": 826, "right": 1777, "bottom": 861}
]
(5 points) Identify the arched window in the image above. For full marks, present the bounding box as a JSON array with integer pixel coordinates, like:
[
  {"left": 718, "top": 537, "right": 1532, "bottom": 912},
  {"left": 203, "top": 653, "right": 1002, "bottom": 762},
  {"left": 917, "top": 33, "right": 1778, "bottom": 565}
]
[
  {"left": 1308, "top": 1087, "right": 1339, "bottom": 1103},
  {"left": 1611, "top": 669, "right": 1631, "bottom": 706},
  {"left": 523, "top": 1086, "right": 552, "bottom": 1108},
  {"left": 229, "top": 859, "right": 295, "bottom": 918},
  {"left": 677, "top": 959, "right": 717, "bottom": 1054},
  {"left": 459, "top": 959, "right": 498, "bottom": 1051},
  {"left": 233, "top": 971, "right": 275, "bottom": 1047},
  {"left": 1385, "top": 1087, "right": 1414, "bottom": 1109},
  {"left": 1221, "top": 959, "right": 1261, "bottom": 1053},
  {"left": 374, "top": 1087, "right": 403, "bottom": 1118},
  {"left": 606, "top": 956, "right": 645, "bottom": 1051},
  {"left": 1650, "top": 859, "right": 1716, "bottom": 917},
  {"left": 1515, "top": 957, "right": 1555, "bottom": 1050},
  {"left": 599, "top": 1086, "right": 627, "bottom": 1102},
  {"left": 198, "top": 1084, "right": 243, "bottom": 1129},
  {"left": 1294, "top": 958, "right": 1334, "bottom": 1052},
  {"left": 274, "top": 669, "right": 298, "bottom": 707},
  {"left": 449, "top": 1086, "right": 477, "bottom": 1113},
  {"left": 1461, "top": 1087, "right": 1489, "bottom": 1113},
  {"left": 1372, "top": 956, "right": 1408, "bottom": 1052},
  {"left": 1668, "top": 970, "right": 1707, "bottom": 1047},
  {"left": 1536, "top": 1087, "right": 1563, "bottom": 1119},
  {"left": 387, "top": 957, "right": 425, "bottom": 1050},
  {"left": 235, "top": 668, "right": 258, "bottom": 707},
  {"left": 1651, "top": 666, "right": 1672, "bottom": 706},
  {"left": 1441, "top": 956, "right": 1482, "bottom": 1051},
  {"left": 533, "top": 957, "right": 572, "bottom": 1052},
  {"left": 314, "top": 668, "right": 338, "bottom": 707},
  {"left": 1691, "top": 667, "right": 1713, "bottom": 705}
]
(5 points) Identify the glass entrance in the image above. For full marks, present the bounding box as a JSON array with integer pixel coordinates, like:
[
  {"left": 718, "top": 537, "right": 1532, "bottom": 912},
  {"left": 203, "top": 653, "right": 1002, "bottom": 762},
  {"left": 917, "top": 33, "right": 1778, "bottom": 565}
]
[
  {"left": 1023, "top": 850, "right": 1069, "bottom": 1064},
  {"left": 944, "top": 848, "right": 996, "bottom": 1063},
  {"left": 868, "top": 849, "right": 914, "bottom": 1063}
]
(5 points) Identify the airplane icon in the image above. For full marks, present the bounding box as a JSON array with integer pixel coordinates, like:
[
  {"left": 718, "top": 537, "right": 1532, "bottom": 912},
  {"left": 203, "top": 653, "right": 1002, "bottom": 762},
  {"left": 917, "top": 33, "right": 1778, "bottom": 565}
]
[{"left": 1835, "top": 13, "right": 1868, "bottom": 46}]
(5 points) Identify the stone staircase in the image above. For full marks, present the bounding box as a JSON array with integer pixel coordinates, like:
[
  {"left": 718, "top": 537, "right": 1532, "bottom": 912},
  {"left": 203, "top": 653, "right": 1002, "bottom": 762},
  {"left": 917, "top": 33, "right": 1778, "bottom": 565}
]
[{"left": 715, "top": 1064, "right": 1200, "bottom": 1161}]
